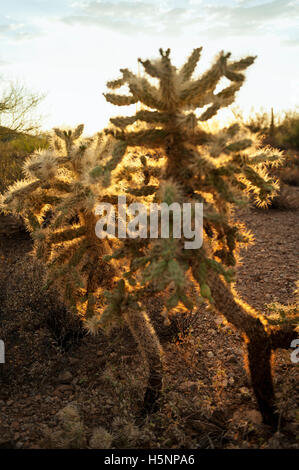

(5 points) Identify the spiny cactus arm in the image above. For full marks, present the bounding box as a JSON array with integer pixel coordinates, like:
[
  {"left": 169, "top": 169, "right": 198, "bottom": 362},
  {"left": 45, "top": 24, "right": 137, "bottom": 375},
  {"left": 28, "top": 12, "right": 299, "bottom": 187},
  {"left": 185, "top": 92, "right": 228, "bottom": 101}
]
[
  {"left": 198, "top": 83, "right": 243, "bottom": 121},
  {"left": 235, "top": 150, "right": 284, "bottom": 167},
  {"left": 180, "top": 52, "right": 230, "bottom": 105},
  {"left": 155, "top": 49, "right": 178, "bottom": 111},
  {"left": 106, "top": 140, "right": 128, "bottom": 172},
  {"left": 25, "top": 210, "right": 41, "bottom": 231},
  {"left": 106, "top": 77, "right": 127, "bottom": 90},
  {"left": 48, "top": 238, "right": 89, "bottom": 268},
  {"left": 128, "top": 77, "right": 164, "bottom": 111},
  {"left": 48, "top": 226, "right": 87, "bottom": 245},
  {"left": 51, "top": 191, "right": 93, "bottom": 228},
  {"left": 138, "top": 57, "right": 161, "bottom": 79},
  {"left": 30, "top": 194, "right": 62, "bottom": 213},
  {"left": 188, "top": 130, "right": 211, "bottom": 146},
  {"left": 3, "top": 180, "right": 40, "bottom": 207},
  {"left": 46, "top": 179, "right": 74, "bottom": 193},
  {"left": 54, "top": 124, "right": 84, "bottom": 150},
  {"left": 178, "top": 47, "right": 203, "bottom": 82},
  {"left": 240, "top": 166, "right": 279, "bottom": 206},
  {"left": 44, "top": 242, "right": 88, "bottom": 290},
  {"left": 207, "top": 172, "right": 247, "bottom": 206},
  {"left": 228, "top": 56, "right": 257, "bottom": 72},
  {"left": 223, "top": 139, "right": 253, "bottom": 154},
  {"left": 104, "top": 93, "right": 138, "bottom": 106},
  {"left": 23, "top": 150, "right": 59, "bottom": 181},
  {"left": 72, "top": 124, "right": 84, "bottom": 140},
  {"left": 110, "top": 110, "right": 169, "bottom": 129},
  {"left": 106, "top": 128, "right": 168, "bottom": 148}
]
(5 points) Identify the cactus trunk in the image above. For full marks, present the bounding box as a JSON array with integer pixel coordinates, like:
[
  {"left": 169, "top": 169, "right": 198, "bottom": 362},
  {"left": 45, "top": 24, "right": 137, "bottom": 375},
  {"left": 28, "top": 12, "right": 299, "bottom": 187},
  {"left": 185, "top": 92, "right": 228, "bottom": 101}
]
[
  {"left": 206, "top": 270, "right": 278, "bottom": 425},
  {"left": 123, "top": 308, "right": 163, "bottom": 414}
]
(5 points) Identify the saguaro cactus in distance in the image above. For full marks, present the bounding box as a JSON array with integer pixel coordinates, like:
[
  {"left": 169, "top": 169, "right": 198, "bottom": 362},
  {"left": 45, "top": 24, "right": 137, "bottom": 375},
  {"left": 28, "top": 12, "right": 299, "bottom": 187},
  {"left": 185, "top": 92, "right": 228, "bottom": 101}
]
[{"left": 104, "top": 47, "right": 298, "bottom": 426}]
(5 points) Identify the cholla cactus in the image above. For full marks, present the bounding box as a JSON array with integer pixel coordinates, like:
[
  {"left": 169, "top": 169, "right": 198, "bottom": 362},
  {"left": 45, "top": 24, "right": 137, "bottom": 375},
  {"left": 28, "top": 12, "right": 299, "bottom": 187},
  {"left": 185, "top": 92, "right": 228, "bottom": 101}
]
[
  {"left": 104, "top": 47, "right": 298, "bottom": 426},
  {"left": 0, "top": 124, "right": 121, "bottom": 324},
  {"left": 0, "top": 123, "right": 164, "bottom": 415}
]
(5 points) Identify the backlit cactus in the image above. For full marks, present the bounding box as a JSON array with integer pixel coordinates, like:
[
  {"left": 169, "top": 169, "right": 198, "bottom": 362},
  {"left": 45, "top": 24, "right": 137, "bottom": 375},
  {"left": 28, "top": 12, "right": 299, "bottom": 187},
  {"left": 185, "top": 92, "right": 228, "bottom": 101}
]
[
  {"left": 0, "top": 123, "right": 163, "bottom": 414},
  {"left": 0, "top": 124, "right": 121, "bottom": 325},
  {"left": 104, "top": 47, "right": 298, "bottom": 425}
]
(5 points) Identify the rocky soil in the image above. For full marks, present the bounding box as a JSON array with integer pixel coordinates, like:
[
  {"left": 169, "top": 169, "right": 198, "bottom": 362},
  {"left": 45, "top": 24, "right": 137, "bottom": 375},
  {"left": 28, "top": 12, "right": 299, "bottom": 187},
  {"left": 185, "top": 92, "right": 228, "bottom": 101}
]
[{"left": 0, "top": 205, "right": 298, "bottom": 449}]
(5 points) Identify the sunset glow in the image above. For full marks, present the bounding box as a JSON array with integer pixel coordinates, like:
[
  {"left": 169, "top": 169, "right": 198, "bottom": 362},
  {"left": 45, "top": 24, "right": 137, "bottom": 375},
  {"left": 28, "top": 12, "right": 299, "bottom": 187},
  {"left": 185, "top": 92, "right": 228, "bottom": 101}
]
[{"left": 0, "top": 0, "right": 298, "bottom": 134}]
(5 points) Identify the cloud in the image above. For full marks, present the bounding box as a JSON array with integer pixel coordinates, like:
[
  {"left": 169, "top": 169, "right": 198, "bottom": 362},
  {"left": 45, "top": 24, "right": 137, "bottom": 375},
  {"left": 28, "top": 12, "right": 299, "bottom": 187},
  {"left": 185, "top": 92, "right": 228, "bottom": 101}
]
[
  {"left": 204, "top": 0, "right": 299, "bottom": 35},
  {"left": 0, "top": 59, "right": 10, "bottom": 66},
  {"left": 62, "top": 1, "right": 194, "bottom": 35},
  {"left": 283, "top": 37, "right": 299, "bottom": 47},
  {"left": 0, "top": 20, "right": 42, "bottom": 42},
  {"left": 61, "top": 0, "right": 299, "bottom": 40}
]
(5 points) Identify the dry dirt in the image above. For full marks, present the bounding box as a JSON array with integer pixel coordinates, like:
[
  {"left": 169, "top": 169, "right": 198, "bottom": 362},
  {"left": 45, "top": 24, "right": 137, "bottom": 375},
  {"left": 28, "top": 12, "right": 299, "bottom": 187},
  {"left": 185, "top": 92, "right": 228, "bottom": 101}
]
[{"left": 0, "top": 204, "right": 298, "bottom": 449}]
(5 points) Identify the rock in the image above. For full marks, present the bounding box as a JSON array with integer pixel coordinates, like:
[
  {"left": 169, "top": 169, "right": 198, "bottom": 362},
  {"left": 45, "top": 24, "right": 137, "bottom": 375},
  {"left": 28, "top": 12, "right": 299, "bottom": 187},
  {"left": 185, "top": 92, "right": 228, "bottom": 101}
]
[
  {"left": 207, "top": 351, "right": 214, "bottom": 358},
  {"left": 245, "top": 410, "right": 262, "bottom": 425},
  {"left": 69, "top": 357, "right": 79, "bottom": 365},
  {"left": 57, "top": 371, "right": 73, "bottom": 384},
  {"left": 226, "top": 355, "right": 239, "bottom": 365},
  {"left": 228, "top": 377, "right": 235, "bottom": 386},
  {"left": 56, "top": 384, "right": 73, "bottom": 393},
  {"left": 0, "top": 440, "right": 16, "bottom": 449},
  {"left": 178, "top": 381, "right": 198, "bottom": 393},
  {"left": 239, "top": 386, "right": 251, "bottom": 397}
]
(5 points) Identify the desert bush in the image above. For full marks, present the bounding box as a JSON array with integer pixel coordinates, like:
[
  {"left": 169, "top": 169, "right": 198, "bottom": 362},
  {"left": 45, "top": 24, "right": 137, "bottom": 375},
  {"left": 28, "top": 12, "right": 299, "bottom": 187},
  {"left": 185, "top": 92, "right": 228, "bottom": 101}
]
[
  {"left": 274, "top": 111, "right": 299, "bottom": 150},
  {"left": 269, "top": 184, "right": 299, "bottom": 210},
  {"left": 240, "top": 107, "right": 299, "bottom": 151},
  {"left": 0, "top": 255, "right": 83, "bottom": 354},
  {"left": 0, "top": 133, "right": 48, "bottom": 193},
  {"left": 53, "top": 404, "right": 87, "bottom": 449}
]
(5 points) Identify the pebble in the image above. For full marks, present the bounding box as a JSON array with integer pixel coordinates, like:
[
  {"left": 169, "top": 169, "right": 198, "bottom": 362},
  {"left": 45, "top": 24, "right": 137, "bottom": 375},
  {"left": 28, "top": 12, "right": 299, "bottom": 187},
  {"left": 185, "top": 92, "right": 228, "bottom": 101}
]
[
  {"left": 245, "top": 410, "right": 262, "bottom": 425},
  {"left": 239, "top": 386, "right": 251, "bottom": 397},
  {"left": 178, "top": 381, "right": 198, "bottom": 393},
  {"left": 57, "top": 371, "right": 73, "bottom": 384}
]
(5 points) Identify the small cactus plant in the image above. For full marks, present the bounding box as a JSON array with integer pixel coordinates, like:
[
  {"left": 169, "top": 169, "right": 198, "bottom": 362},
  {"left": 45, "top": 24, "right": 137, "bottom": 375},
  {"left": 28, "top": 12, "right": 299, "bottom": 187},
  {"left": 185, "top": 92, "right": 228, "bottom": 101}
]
[
  {"left": 0, "top": 123, "right": 163, "bottom": 414},
  {"left": 1, "top": 124, "right": 118, "bottom": 322}
]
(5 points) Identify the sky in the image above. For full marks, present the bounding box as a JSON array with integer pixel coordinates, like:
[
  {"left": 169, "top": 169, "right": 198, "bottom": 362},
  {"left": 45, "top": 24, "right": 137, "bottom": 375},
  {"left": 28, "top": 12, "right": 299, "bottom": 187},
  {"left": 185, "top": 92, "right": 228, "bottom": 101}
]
[{"left": 0, "top": 0, "right": 298, "bottom": 135}]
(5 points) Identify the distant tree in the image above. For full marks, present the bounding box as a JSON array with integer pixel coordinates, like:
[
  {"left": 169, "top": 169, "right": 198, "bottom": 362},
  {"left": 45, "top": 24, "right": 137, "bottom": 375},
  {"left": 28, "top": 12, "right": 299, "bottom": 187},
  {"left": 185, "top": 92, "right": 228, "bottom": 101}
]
[{"left": 0, "top": 82, "right": 45, "bottom": 140}]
